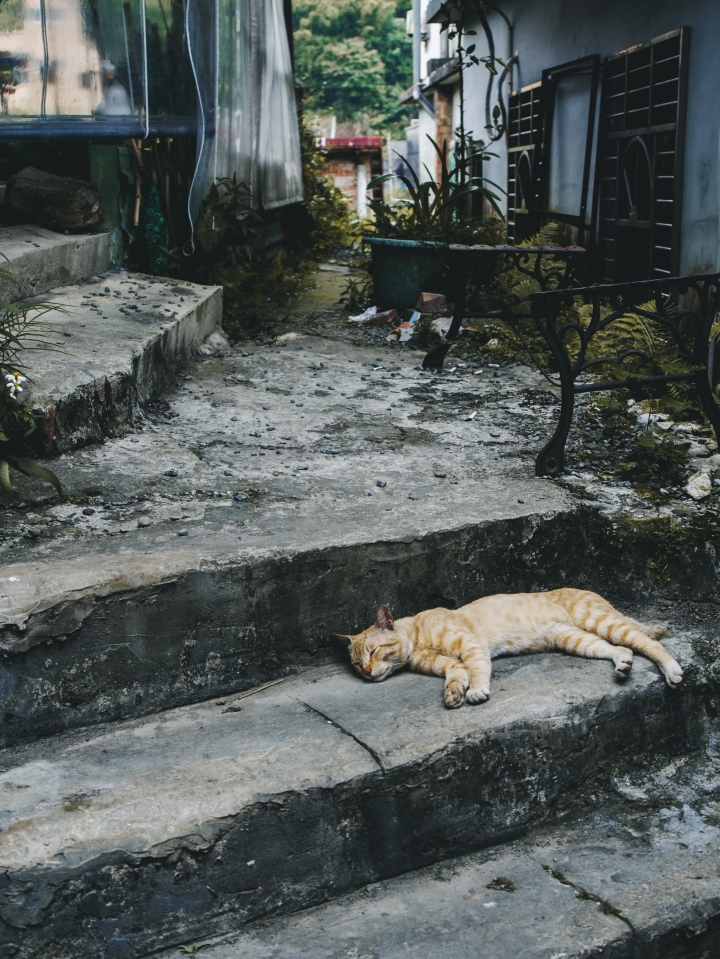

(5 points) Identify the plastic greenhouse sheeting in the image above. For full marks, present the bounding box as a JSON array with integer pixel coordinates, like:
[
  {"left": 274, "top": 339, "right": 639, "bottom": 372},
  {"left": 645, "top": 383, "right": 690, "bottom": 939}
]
[
  {"left": 0, "top": 0, "right": 302, "bottom": 213},
  {"left": 197, "top": 0, "right": 303, "bottom": 212}
]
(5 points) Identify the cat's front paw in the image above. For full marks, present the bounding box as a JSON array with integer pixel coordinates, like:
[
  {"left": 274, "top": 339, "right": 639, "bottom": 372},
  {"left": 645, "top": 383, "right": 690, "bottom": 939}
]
[
  {"left": 465, "top": 687, "right": 490, "bottom": 704},
  {"left": 662, "top": 659, "right": 683, "bottom": 688},
  {"left": 613, "top": 652, "right": 633, "bottom": 678},
  {"left": 444, "top": 679, "right": 468, "bottom": 708}
]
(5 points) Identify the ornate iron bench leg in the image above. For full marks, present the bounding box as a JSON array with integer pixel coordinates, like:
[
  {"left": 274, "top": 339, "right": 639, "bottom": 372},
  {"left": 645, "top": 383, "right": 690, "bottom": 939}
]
[
  {"left": 533, "top": 298, "right": 576, "bottom": 477},
  {"left": 695, "top": 367, "right": 720, "bottom": 452},
  {"left": 423, "top": 257, "right": 465, "bottom": 370}
]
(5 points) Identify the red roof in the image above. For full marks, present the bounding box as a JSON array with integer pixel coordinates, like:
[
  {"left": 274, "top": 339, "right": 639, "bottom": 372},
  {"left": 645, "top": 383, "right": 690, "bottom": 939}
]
[{"left": 317, "top": 136, "right": 383, "bottom": 151}]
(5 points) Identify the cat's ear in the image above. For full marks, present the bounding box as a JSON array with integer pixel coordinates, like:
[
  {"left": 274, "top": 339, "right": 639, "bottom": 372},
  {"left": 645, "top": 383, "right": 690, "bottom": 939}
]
[
  {"left": 331, "top": 633, "right": 353, "bottom": 647},
  {"left": 375, "top": 605, "right": 394, "bottom": 631}
]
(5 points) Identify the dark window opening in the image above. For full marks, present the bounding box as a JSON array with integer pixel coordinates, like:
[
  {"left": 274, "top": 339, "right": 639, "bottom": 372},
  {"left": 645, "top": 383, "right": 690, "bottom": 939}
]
[{"left": 596, "top": 28, "right": 689, "bottom": 283}]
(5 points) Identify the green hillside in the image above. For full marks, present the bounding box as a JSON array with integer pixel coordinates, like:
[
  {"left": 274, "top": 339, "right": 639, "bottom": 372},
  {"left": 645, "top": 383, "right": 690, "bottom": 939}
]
[{"left": 293, "top": 0, "right": 414, "bottom": 134}]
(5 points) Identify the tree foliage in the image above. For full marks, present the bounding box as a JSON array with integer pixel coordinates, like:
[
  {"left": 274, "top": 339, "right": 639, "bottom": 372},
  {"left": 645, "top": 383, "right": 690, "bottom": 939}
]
[{"left": 293, "top": 0, "right": 413, "bottom": 130}]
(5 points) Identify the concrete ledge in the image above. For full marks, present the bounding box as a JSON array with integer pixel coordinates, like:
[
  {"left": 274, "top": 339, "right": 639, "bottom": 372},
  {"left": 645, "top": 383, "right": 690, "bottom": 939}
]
[
  {"left": 21, "top": 273, "right": 222, "bottom": 454},
  {"left": 1, "top": 494, "right": 719, "bottom": 750},
  {"left": 186, "top": 763, "right": 720, "bottom": 959},
  {"left": 0, "top": 634, "right": 708, "bottom": 957},
  {"left": 0, "top": 226, "right": 113, "bottom": 300}
]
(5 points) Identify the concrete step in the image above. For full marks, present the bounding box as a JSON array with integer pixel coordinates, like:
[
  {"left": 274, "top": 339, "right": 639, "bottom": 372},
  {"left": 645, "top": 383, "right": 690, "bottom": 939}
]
[
  {"left": 20, "top": 271, "right": 222, "bottom": 454},
  {"left": 0, "top": 225, "right": 113, "bottom": 300},
  {"left": 0, "top": 627, "right": 711, "bottom": 958},
  {"left": 1, "top": 333, "right": 718, "bottom": 748},
  {"left": 177, "top": 746, "right": 720, "bottom": 959}
]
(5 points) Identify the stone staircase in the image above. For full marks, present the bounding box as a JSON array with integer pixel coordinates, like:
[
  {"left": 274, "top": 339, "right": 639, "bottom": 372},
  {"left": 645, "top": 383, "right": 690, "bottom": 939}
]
[{"left": 0, "top": 233, "right": 719, "bottom": 958}]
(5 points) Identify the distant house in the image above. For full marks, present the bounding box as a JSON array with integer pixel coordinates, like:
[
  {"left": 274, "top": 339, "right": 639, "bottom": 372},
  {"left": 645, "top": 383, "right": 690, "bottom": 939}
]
[
  {"left": 406, "top": 0, "right": 719, "bottom": 283},
  {"left": 317, "top": 136, "right": 383, "bottom": 217}
]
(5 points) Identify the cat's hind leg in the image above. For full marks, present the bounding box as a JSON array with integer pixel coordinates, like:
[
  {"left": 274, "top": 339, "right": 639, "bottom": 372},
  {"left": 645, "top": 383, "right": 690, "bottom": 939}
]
[
  {"left": 583, "top": 614, "right": 681, "bottom": 686},
  {"left": 546, "top": 624, "right": 634, "bottom": 678},
  {"left": 409, "top": 649, "right": 469, "bottom": 708}
]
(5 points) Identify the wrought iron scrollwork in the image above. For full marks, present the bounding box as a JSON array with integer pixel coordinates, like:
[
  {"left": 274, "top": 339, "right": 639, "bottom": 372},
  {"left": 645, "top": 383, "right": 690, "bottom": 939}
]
[
  {"left": 422, "top": 244, "right": 586, "bottom": 371},
  {"left": 530, "top": 273, "right": 720, "bottom": 477}
]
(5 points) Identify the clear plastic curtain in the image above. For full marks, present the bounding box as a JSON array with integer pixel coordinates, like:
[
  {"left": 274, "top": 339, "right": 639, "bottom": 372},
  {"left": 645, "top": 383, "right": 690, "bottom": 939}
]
[{"left": 193, "top": 0, "right": 303, "bottom": 215}]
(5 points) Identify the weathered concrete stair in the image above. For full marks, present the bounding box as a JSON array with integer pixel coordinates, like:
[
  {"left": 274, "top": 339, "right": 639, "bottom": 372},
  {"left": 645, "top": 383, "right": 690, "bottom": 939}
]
[
  {"left": 0, "top": 225, "right": 114, "bottom": 300},
  {"left": 2, "top": 333, "right": 719, "bottom": 751},
  {"left": 0, "top": 224, "right": 222, "bottom": 454},
  {"left": 23, "top": 272, "right": 222, "bottom": 454},
  {"left": 0, "top": 628, "right": 709, "bottom": 958},
  {"left": 183, "top": 765, "right": 720, "bottom": 959}
]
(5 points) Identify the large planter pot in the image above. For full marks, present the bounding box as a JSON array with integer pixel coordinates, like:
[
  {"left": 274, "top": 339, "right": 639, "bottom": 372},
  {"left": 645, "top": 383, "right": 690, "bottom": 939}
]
[{"left": 363, "top": 237, "right": 448, "bottom": 311}]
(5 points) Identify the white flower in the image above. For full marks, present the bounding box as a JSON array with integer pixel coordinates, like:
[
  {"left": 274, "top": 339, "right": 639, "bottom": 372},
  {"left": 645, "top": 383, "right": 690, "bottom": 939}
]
[{"left": 5, "top": 371, "right": 26, "bottom": 400}]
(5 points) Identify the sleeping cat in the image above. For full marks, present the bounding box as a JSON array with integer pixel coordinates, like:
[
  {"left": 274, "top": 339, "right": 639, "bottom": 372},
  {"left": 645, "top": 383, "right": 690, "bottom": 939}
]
[{"left": 333, "top": 588, "right": 682, "bottom": 708}]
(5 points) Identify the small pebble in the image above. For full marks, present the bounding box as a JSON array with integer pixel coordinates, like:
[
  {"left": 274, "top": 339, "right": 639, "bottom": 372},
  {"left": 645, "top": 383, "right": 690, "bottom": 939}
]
[
  {"left": 376, "top": 479, "right": 387, "bottom": 487},
  {"left": 165, "top": 468, "right": 178, "bottom": 477},
  {"left": 234, "top": 494, "right": 248, "bottom": 502},
  {"left": 130, "top": 437, "right": 140, "bottom": 443},
  {"left": 518, "top": 498, "right": 524, "bottom": 504},
  {"left": 178, "top": 528, "right": 189, "bottom": 536},
  {"left": 138, "top": 516, "right": 152, "bottom": 527},
  {"left": 231, "top": 416, "right": 238, "bottom": 421},
  {"left": 296, "top": 465, "right": 309, "bottom": 471},
  {"left": 82, "top": 507, "right": 96, "bottom": 515},
  {"left": 408, "top": 493, "right": 418, "bottom": 500},
  {"left": 435, "top": 472, "right": 446, "bottom": 479}
]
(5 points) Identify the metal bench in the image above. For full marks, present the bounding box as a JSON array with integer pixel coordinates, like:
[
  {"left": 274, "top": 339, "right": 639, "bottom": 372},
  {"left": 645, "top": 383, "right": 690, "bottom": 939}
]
[
  {"left": 422, "top": 243, "right": 587, "bottom": 371},
  {"left": 529, "top": 273, "right": 720, "bottom": 477}
]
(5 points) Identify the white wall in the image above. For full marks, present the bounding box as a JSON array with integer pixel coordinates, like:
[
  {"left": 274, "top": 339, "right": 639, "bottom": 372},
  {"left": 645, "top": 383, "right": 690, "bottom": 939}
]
[{"left": 458, "top": 0, "right": 720, "bottom": 274}]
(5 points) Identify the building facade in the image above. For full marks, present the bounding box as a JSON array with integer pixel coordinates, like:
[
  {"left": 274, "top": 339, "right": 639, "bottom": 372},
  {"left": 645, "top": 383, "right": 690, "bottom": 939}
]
[{"left": 408, "top": 0, "right": 720, "bottom": 283}]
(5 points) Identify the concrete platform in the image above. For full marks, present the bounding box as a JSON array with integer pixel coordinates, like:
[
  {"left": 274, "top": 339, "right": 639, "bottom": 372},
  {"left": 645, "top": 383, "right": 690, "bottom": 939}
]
[
  {"left": 1, "top": 329, "right": 719, "bottom": 747},
  {"left": 188, "top": 751, "right": 720, "bottom": 959},
  {"left": 21, "top": 271, "right": 222, "bottom": 453},
  {"left": 0, "top": 225, "right": 113, "bottom": 299},
  {"left": 0, "top": 628, "right": 710, "bottom": 957}
]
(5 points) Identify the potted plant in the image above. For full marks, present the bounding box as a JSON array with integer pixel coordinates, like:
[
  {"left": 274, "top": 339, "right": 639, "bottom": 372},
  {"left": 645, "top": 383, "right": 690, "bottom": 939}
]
[{"left": 364, "top": 137, "right": 503, "bottom": 309}]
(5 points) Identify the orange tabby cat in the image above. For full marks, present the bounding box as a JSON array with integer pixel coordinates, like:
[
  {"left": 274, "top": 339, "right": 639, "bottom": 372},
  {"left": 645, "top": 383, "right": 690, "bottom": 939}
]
[{"left": 333, "top": 588, "right": 682, "bottom": 708}]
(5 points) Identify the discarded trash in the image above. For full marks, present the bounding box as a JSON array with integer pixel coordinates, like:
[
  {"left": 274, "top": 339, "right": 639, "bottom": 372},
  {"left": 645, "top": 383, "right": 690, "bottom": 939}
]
[
  {"left": 349, "top": 306, "right": 378, "bottom": 324},
  {"left": 371, "top": 308, "right": 397, "bottom": 326},
  {"left": 395, "top": 322, "right": 413, "bottom": 343},
  {"left": 432, "top": 317, "right": 453, "bottom": 337},
  {"left": 685, "top": 468, "right": 712, "bottom": 501},
  {"left": 408, "top": 310, "right": 421, "bottom": 326},
  {"left": 416, "top": 292, "right": 447, "bottom": 312},
  {"left": 464, "top": 411, "right": 477, "bottom": 421}
]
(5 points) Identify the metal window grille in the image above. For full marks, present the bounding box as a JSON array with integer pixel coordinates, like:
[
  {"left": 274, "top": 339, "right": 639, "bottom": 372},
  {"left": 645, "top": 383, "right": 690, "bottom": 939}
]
[
  {"left": 595, "top": 28, "right": 689, "bottom": 283},
  {"left": 506, "top": 82, "right": 541, "bottom": 241}
]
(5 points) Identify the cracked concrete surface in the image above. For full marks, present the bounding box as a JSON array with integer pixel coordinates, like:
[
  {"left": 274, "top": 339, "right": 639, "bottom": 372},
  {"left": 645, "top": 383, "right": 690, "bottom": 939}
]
[{"left": 0, "top": 627, "right": 709, "bottom": 955}]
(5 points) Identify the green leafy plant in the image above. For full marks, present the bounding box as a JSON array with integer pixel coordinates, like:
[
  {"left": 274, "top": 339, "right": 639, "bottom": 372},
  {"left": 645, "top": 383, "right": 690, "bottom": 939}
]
[
  {"left": 0, "top": 263, "right": 63, "bottom": 498},
  {"left": 367, "top": 136, "right": 503, "bottom": 243},
  {"left": 165, "top": 108, "right": 359, "bottom": 338}
]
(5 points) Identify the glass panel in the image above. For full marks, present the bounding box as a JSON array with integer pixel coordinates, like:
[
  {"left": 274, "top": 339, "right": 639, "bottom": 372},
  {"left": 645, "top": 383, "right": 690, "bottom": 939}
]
[{"left": 0, "top": 0, "right": 199, "bottom": 135}]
